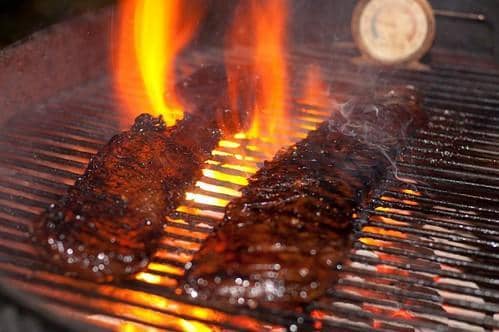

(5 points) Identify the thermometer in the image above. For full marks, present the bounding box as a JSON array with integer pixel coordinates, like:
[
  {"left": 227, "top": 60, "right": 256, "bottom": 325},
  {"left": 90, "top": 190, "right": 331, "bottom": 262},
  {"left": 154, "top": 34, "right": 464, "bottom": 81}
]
[{"left": 352, "top": 0, "right": 436, "bottom": 66}]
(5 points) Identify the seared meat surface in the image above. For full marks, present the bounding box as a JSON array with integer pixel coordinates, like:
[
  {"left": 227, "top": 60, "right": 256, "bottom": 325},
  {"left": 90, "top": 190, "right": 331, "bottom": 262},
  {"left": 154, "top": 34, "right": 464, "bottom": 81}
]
[
  {"left": 32, "top": 113, "right": 222, "bottom": 282},
  {"left": 184, "top": 86, "right": 426, "bottom": 309},
  {"left": 31, "top": 65, "right": 247, "bottom": 282}
]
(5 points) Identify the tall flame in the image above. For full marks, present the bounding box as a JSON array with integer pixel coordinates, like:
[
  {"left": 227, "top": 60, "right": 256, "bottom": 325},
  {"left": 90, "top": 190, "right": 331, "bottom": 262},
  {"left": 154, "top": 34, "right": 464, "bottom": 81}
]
[
  {"left": 226, "top": 0, "right": 289, "bottom": 152},
  {"left": 114, "top": 0, "right": 203, "bottom": 126}
]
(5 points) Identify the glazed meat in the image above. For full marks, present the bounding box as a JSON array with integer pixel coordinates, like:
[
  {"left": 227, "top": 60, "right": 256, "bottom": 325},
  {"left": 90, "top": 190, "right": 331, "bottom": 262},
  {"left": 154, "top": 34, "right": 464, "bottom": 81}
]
[
  {"left": 31, "top": 113, "right": 223, "bottom": 282},
  {"left": 183, "top": 86, "right": 426, "bottom": 309},
  {"left": 31, "top": 65, "right": 246, "bottom": 282}
]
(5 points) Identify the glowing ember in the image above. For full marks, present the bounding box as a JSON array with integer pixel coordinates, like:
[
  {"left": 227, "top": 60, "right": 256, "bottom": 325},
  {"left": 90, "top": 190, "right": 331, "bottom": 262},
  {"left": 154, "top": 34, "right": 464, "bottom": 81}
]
[
  {"left": 176, "top": 206, "right": 224, "bottom": 220},
  {"left": 147, "top": 262, "right": 184, "bottom": 276},
  {"left": 391, "top": 309, "right": 415, "bottom": 320},
  {"left": 375, "top": 206, "right": 412, "bottom": 216},
  {"left": 376, "top": 264, "right": 410, "bottom": 277},
  {"left": 221, "top": 163, "right": 258, "bottom": 174},
  {"left": 310, "top": 310, "right": 325, "bottom": 329},
  {"left": 195, "top": 181, "right": 242, "bottom": 197},
  {"left": 362, "top": 226, "right": 407, "bottom": 239},
  {"left": 373, "top": 215, "right": 409, "bottom": 226},
  {"left": 135, "top": 272, "right": 176, "bottom": 287},
  {"left": 218, "top": 140, "right": 241, "bottom": 149},
  {"left": 202, "top": 169, "right": 249, "bottom": 186},
  {"left": 179, "top": 320, "right": 214, "bottom": 332},
  {"left": 381, "top": 195, "right": 419, "bottom": 206},
  {"left": 114, "top": 0, "right": 203, "bottom": 126},
  {"left": 359, "top": 237, "right": 391, "bottom": 247},
  {"left": 95, "top": 286, "right": 267, "bottom": 331},
  {"left": 185, "top": 192, "right": 230, "bottom": 208},
  {"left": 402, "top": 188, "right": 422, "bottom": 196}
]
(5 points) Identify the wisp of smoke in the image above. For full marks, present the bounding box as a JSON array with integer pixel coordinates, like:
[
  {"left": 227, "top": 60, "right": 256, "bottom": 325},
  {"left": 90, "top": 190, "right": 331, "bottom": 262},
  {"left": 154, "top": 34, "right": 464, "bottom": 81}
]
[{"left": 328, "top": 97, "right": 415, "bottom": 181}]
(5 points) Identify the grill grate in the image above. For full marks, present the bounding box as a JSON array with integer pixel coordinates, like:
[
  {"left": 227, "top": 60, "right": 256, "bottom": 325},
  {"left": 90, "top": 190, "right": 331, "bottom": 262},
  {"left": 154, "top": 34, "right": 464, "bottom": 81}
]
[{"left": 0, "top": 47, "right": 498, "bottom": 331}]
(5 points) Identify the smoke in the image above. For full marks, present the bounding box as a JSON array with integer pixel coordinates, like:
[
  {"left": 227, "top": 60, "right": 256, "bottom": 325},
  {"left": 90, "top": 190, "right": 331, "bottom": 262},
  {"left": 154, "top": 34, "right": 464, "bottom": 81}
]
[{"left": 328, "top": 98, "right": 416, "bottom": 182}]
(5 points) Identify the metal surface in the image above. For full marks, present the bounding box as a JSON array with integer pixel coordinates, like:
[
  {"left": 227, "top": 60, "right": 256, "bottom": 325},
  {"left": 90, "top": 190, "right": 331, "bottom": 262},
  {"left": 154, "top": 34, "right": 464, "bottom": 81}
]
[
  {"left": 0, "top": 7, "right": 113, "bottom": 127},
  {"left": 0, "top": 43, "right": 497, "bottom": 331}
]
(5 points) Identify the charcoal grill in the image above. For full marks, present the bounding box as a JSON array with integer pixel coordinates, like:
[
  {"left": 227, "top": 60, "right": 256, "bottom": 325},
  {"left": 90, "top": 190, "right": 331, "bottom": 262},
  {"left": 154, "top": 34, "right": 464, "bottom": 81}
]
[{"left": 0, "top": 3, "right": 498, "bottom": 332}]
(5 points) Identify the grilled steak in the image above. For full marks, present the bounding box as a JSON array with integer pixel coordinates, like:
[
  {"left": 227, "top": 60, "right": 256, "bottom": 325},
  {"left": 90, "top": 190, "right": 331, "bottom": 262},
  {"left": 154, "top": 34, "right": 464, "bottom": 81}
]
[
  {"left": 184, "top": 86, "right": 426, "bottom": 309},
  {"left": 31, "top": 65, "right": 246, "bottom": 282}
]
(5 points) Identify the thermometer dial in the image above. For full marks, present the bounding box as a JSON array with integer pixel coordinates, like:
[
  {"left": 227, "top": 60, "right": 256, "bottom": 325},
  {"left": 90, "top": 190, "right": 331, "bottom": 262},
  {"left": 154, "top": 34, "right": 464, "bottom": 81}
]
[{"left": 352, "top": 0, "right": 435, "bottom": 65}]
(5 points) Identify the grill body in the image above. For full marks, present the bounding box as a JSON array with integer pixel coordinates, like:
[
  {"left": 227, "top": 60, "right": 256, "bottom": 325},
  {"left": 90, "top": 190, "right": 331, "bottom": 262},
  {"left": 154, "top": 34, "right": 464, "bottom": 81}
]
[{"left": 0, "top": 6, "right": 498, "bottom": 332}]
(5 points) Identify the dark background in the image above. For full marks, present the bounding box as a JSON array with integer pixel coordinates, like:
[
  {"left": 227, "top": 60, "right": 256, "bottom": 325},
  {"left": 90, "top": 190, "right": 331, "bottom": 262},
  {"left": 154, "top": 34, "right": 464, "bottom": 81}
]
[
  {"left": 0, "top": 1, "right": 498, "bottom": 60},
  {"left": 0, "top": 0, "right": 114, "bottom": 48}
]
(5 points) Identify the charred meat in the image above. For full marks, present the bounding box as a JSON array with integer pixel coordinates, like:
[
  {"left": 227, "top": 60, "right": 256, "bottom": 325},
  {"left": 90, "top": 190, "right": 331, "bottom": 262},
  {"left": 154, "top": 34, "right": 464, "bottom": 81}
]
[
  {"left": 31, "top": 113, "right": 223, "bottom": 282},
  {"left": 183, "top": 86, "right": 426, "bottom": 309},
  {"left": 31, "top": 65, "right": 246, "bottom": 282}
]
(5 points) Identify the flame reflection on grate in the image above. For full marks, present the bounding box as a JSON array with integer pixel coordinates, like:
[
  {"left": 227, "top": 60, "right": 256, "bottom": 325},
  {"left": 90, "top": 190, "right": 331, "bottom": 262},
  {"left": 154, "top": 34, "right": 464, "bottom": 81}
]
[{"left": 313, "top": 182, "right": 496, "bottom": 331}]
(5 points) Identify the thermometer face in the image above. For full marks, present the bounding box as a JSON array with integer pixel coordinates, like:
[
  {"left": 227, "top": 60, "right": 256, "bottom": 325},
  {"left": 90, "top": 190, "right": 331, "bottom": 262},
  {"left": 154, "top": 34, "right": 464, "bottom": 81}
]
[{"left": 353, "top": 0, "right": 435, "bottom": 65}]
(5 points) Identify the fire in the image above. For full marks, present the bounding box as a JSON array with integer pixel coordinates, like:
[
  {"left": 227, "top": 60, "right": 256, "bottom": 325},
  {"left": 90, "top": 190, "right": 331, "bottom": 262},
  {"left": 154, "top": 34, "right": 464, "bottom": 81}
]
[
  {"left": 114, "top": 0, "right": 203, "bottom": 126},
  {"left": 299, "top": 65, "right": 330, "bottom": 109},
  {"left": 226, "top": 0, "right": 289, "bottom": 155}
]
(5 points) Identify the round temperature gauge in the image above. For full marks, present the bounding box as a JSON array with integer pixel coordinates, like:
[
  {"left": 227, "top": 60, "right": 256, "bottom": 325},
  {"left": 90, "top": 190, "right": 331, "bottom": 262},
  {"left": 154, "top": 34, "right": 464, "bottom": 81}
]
[{"left": 352, "top": 0, "right": 435, "bottom": 65}]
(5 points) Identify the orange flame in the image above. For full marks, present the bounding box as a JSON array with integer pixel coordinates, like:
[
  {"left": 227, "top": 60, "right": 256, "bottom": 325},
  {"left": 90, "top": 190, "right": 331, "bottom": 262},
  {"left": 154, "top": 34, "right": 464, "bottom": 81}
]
[
  {"left": 113, "top": 0, "right": 203, "bottom": 127},
  {"left": 299, "top": 65, "right": 329, "bottom": 109},
  {"left": 226, "top": 0, "right": 289, "bottom": 154}
]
